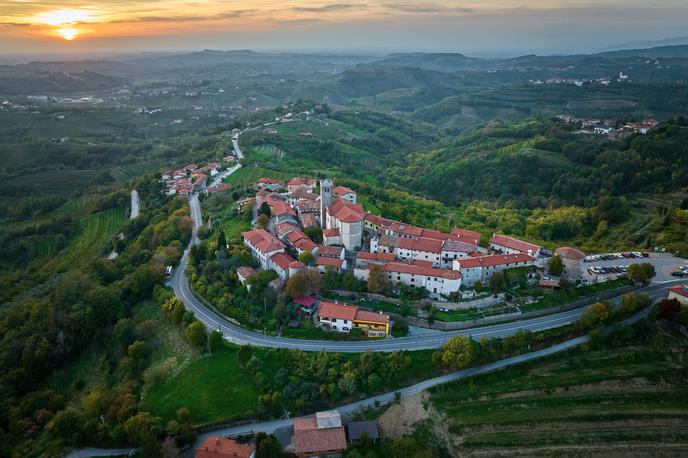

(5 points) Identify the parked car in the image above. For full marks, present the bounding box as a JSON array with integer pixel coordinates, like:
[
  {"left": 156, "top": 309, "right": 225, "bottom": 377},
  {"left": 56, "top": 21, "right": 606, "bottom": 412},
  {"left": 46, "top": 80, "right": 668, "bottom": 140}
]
[{"left": 671, "top": 271, "right": 688, "bottom": 278}]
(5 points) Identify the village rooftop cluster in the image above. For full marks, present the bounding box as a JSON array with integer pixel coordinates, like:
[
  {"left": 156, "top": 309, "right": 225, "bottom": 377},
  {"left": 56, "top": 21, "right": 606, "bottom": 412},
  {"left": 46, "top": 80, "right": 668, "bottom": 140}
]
[{"left": 235, "top": 176, "right": 615, "bottom": 336}]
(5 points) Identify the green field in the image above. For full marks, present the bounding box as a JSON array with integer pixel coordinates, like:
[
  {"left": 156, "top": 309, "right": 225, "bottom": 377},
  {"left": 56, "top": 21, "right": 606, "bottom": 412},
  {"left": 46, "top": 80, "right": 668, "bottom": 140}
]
[
  {"left": 224, "top": 166, "right": 291, "bottom": 188},
  {"left": 47, "top": 206, "right": 126, "bottom": 272},
  {"left": 143, "top": 348, "right": 269, "bottom": 426},
  {"left": 429, "top": 332, "right": 688, "bottom": 454}
]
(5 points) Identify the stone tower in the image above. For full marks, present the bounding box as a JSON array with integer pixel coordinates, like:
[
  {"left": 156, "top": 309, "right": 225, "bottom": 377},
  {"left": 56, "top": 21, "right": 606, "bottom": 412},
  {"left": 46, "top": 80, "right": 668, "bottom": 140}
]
[{"left": 320, "top": 179, "right": 333, "bottom": 229}]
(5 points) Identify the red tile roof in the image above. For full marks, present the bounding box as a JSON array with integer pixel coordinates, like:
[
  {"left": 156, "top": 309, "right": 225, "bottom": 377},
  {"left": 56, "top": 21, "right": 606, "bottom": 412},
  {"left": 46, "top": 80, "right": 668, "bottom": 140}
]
[
  {"left": 294, "top": 238, "right": 318, "bottom": 252},
  {"left": 490, "top": 234, "right": 541, "bottom": 254},
  {"left": 669, "top": 285, "right": 688, "bottom": 299},
  {"left": 288, "top": 176, "right": 316, "bottom": 187},
  {"left": 354, "top": 309, "right": 390, "bottom": 324},
  {"left": 195, "top": 436, "right": 255, "bottom": 458},
  {"left": 299, "top": 214, "right": 319, "bottom": 228},
  {"left": 323, "top": 228, "right": 340, "bottom": 237},
  {"left": 317, "top": 245, "right": 344, "bottom": 258},
  {"left": 318, "top": 301, "right": 358, "bottom": 321},
  {"left": 555, "top": 246, "right": 586, "bottom": 260},
  {"left": 451, "top": 228, "right": 482, "bottom": 243},
  {"left": 242, "top": 228, "right": 285, "bottom": 254},
  {"left": 316, "top": 257, "right": 345, "bottom": 268},
  {"left": 293, "top": 417, "right": 347, "bottom": 456},
  {"left": 383, "top": 261, "right": 461, "bottom": 279},
  {"left": 333, "top": 185, "right": 355, "bottom": 196},
  {"left": 286, "top": 229, "right": 308, "bottom": 244},
  {"left": 290, "top": 260, "right": 305, "bottom": 269},
  {"left": 236, "top": 266, "right": 256, "bottom": 279},
  {"left": 389, "top": 222, "right": 423, "bottom": 237},
  {"left": 398, "top": 236, "right": 443, "bottom": 253},
  {"left": 271, "top": 252, "right": 295, "bottom": 270},
  {"left": 356, "top": 251, "right": 395, "bottom": 262},
  {"left": 457, "top": 253, "right": 534, "bottom": 269},
  {"left": 329, "top": 198, "right": 364, "bottom": 223},
  {"left": 293, "top": 295, "right": 316, "bottom": 307},
  {"left": 289, "top": 186, "right": 318, "bottom": 201},
  {"left": 365, "top": 213, "right": 393, "bottom": 228}
]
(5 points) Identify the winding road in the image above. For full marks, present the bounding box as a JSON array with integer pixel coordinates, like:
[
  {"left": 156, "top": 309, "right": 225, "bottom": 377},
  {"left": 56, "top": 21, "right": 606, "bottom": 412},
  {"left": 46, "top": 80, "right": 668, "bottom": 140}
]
[{"left": 172, "top": 192, "right": 686, "bottom": 352}]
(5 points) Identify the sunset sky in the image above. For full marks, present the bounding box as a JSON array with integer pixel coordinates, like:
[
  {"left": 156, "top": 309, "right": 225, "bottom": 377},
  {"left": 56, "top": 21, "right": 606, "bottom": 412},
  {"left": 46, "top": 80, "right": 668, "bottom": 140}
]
[{"left": 1, "top": 1, "right": 688, "bottom": 56}]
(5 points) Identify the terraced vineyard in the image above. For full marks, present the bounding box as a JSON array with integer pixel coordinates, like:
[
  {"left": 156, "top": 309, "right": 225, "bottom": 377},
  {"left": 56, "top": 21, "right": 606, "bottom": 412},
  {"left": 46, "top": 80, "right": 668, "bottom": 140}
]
[
  {"left": 428, "top": 335, "right": 688, "bottom": 456},
  {"left": 47, "top": 206, "right": 127, "bottom": 272}
]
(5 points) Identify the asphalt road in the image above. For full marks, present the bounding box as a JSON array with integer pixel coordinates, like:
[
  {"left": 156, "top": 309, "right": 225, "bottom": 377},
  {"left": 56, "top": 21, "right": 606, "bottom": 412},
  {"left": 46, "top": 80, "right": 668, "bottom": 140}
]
[
  {"left": 172, "top": 192, "right": 687, "bottom": 353},
  {"left": 193, "top": 302, "right": 654, "bottom": 449},
  {"left": 232, "top": 133, "right": 244, "bottom": 159},
  {"left": 130, "top": 189, "right": 139, "bottom": 219}
]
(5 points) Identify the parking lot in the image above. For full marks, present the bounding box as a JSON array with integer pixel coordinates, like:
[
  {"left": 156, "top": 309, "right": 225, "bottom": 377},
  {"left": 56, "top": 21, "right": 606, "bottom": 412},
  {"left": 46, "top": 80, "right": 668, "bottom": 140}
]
[{"left": 582, "top": 252, "right": 687, "bottom": 283}]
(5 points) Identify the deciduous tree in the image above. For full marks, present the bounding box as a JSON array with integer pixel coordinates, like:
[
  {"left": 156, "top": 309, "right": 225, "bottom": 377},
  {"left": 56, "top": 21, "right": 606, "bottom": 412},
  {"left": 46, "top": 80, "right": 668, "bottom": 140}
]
[
  {"left": 548, "top": 254, "right": 564, "bottom": 276},
  {"left": 367, "top": 264, "right": 388, "bottom": 293}
]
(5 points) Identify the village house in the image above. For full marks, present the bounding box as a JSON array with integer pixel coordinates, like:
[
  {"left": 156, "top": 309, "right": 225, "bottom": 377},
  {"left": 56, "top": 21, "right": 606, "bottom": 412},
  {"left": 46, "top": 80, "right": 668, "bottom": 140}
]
[
  {"left": 322, "top": 228, "right": 341, "bottom": 246},
  {"left": 287, "top": 185, "right": 319, "bottom": 207},
  {"left": 242, "top": 229, "right": 286, "bottom": 269},
  {"left": 490, "top": 233, "right": 543, "bottom": 258},
  {"left": 354, "top": 261, "right": 462, "bottom": 297},
  {"left": 554, "top": 246, "right": 586, "bottom": 279},
  {"left": 293, "top": 411, "right": 347, "bottom": 458},
  {"left": 287, "top": 176, "right": 317, "bottom": 193},
  {"left": 317, "top": 245, "right": 345, "bottom": 260},
  {"left": 372, "top": 235, "right": 477, "bottom": 269},
  {"left": 333, "top": 185, "right": 357, "bottom": 204},
  {"left": 364, "top": 213, "right": 394, "bottom": 233},
  {"left": 236, "top": 266, "right": 256, "bottom": 290},
  {"left": 195, "top": 436, "right": 256, "bottom": 458},
  {"left": 668, "top": 285, "right": 688, "bottom": 305},
  {"left": 317, "top": 301, "right": 390, "bottom": 336},
  {"left": 315, "top": 256, "right": 347, "bottom": 273},
  {"left": 451, "top": 228, "right": 482, "bottom": 245},
  {"left": 454, "top": 253, "right": 535, "bottom": 287},
  {"left": 355, "top": 251, "right": 395, "bottom": 268},
  {"left": 270, "top": 252, "right": 297, "bottom": 281}
]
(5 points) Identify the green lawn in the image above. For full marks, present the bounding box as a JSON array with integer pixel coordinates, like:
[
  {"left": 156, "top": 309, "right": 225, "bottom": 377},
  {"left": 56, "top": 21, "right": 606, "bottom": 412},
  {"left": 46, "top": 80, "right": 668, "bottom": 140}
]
[
  {"left": 518, "top": 278, "right": 631, "bottom": 312},
  {"left": 143, "top": 348, "right": 269, "bottom": 426},
  {"left": 223, "top": 166, "right": 291, "bottom": 187}
]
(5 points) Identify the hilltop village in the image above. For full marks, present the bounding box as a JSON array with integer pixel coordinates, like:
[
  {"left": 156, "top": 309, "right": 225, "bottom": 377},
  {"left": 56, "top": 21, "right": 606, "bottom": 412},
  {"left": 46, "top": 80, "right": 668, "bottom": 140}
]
[{"left": 232, "top": 175, "right": 621, "bottom": 336}]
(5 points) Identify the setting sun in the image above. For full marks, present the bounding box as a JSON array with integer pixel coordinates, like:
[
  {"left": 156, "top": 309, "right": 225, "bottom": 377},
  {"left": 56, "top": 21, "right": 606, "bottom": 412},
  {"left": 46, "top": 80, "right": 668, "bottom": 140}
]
[{"left": 57, "top": 28, "right": 79, "bottom": 41}]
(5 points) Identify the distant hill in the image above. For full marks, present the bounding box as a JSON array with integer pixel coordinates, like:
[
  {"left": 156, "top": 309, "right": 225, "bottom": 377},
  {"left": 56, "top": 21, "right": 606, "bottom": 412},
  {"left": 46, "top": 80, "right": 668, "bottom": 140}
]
[
  {"left": 368, "top": 52, "right": 495, "bottom": 72},
  {"left": 597, "top": 44, "right": 688, "bottom": 59},
  {"left": 0, "top": 66, "right": 124, "bottom": 94}
]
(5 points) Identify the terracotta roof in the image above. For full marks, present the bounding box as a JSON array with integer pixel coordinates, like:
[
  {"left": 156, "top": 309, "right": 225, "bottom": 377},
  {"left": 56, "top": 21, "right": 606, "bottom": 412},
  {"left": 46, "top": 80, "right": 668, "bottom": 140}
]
[
  {"left": 669, "top": 285, "right": 688, "bottom": 298},
  {"left": 267, "top": 197, "right": 296, "bottom": 217},
  {"left": 329, "top": 198, "right": 364, "bottom": 223},
  {"left": 236, "top": 266, "right": 256, "bottom": 279},
  {"left": 398, "top": 237, "right": 443, "bottom": 253},
  {"left": 318, "top": 301, "right": 358, "bottom": 320},
  {"left": 377, "top": 234, "right": 400, "bottom": 248},
  {"left": 289, "top": 186, "right": 318, "bottom": 201},
  {"left": 555, "top": 246, "right": 586, "bottom": 260},
  {"left": 293, "top": 417, "right": 347, "bottom": 456},
  {"left": 299, "top": 214, "right": 319, "bottom": 228},
  {"left": 294, "top": 238, "right": 318, "bottom": 252},
  {"left": 365, "top": 213, "right": 393, "bottom": 228},
  {"left": 389, "top": 222, "right": 423, "bottom": 237},
  {"left": 242, "top": 228, "right": 285, "bottom": 254},
  {"left": 258, "top": 177, "right": 284, "bottom": 185},
  {"left": 383, "top": 261, "right": 461, "bottom": 279},
  {"left": 290, "top": 260, "right": 305, "bottom": 269},
  {"left": 296, "top": 201, "right": 320, "bottom": 214},
  {"left": 317, "top": 245, "right": 344, "bottom": 258},
  {"left": 354, "top": 309, "right": 390, "bottom": 324},
  {"left": 207, "top": 183, "right": 230, "bottom": 193},
  {"left": 323, "top": 228, "right": 340, "bottom": 237},
  {"left": 195, "top": 436, "right": 255, "bottom": 458},
  {"left": 356, "top": 251, "right": 395, "bottom": 262},
  {"left": 333, "top": 185, "right": 355, "bottom": 196},
  {"left": 292, "top": 295, "right": 316, "bottom": 307},
  {"left": 490, "top": 234, "right": 541, "bottom": 254},
  {"left": 271, "top": 252, "right": 295, "bottom": 270},
  {"left": 287, "top": 176, "right": 316, "bottom": 187},
  {"left": 276, "top": 222, "right": 298, "bottom": 238},
  {"left": 451, "top": 228, "right": 482, "bottom": 242},
  {"left": 457, "top": 253, "right": 534, "bottom": 269},
  {"left": 286, "top": 229, "right": 308, "bottom": 244},
  {"left": 442, "top": 239, "right": 478, "bottom": 254},
  {"left": 316, "top": 257, "right": 345, "bottom": 268}
]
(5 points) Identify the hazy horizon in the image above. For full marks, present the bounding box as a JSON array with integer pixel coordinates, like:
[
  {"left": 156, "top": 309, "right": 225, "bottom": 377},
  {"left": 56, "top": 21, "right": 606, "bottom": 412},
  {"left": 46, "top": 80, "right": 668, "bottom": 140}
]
[{"left": 2, "top": 1, "right": 688, "bottom": 59}]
